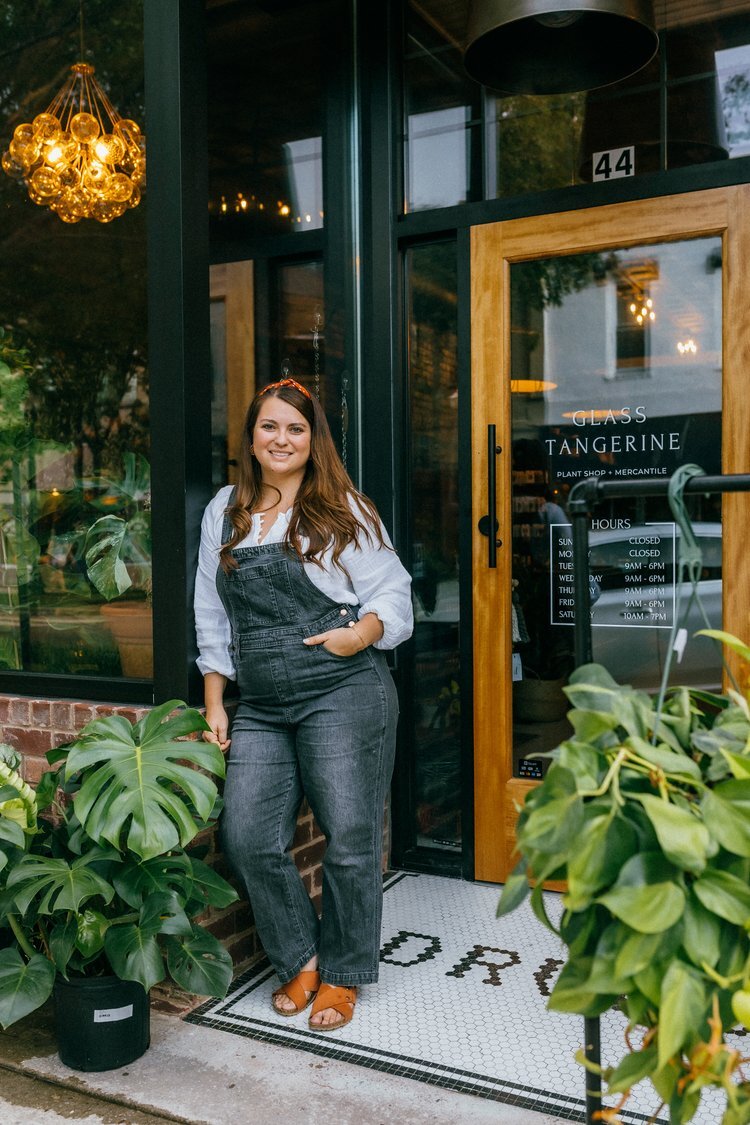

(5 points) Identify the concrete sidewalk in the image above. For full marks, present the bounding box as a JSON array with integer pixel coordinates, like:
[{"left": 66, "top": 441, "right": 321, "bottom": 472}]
[{"left": 0, "top": 1004, "right": 573, "bottom": 1125}]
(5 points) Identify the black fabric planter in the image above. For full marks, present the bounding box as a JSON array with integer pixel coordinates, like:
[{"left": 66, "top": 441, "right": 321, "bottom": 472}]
[{"left": 54, "top": 976, "right": 150, "bottom": 1072}]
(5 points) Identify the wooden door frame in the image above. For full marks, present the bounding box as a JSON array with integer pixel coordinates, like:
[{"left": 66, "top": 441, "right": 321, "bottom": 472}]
[{"left": 471, "top": 185, "right": 750, "bottom": 884}]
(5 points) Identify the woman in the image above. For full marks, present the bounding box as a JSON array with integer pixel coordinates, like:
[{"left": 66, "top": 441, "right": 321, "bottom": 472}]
[{"left": 194, "top": 377, "right": 413, "bottom": 1032}]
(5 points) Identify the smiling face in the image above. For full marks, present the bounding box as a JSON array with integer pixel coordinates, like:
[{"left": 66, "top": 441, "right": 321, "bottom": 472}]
[{"left": 251, "top": 395, "right": 312, "bottom": 487}]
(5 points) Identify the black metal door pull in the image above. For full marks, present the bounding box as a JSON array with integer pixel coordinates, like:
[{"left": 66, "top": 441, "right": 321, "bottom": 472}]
[{"left": 478, "top": 424, "right": 502, "bottom": 567}]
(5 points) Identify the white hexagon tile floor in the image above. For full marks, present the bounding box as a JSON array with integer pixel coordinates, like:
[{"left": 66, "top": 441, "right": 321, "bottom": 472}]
[{"left": 187, "top": 872, "right": 730, "bottom": 1124}]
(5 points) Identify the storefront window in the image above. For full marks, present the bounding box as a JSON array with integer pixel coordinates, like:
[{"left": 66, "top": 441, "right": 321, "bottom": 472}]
[
  {"left": 405, "top": 241, "right": 461, "bottom": 851},
  {"left": 207, "top": 1, "right": 334, "bottom": 238},
  {"left": 0, "top": 1, "right": 148, "bottom": 680},
  {"left": 404, "top": 4, "right": 479, "bottom": 212},
  {"left": 406, "top": 2, "right": 750, "bottom": 205}
]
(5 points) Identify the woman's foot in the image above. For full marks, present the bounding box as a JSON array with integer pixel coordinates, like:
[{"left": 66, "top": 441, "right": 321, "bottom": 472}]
[
  {"left": 271, "top": 959, "right": 320, "bottom": 1016},
  {"left": 308, "top": 983, "right": 357, "bottom": 1031}
]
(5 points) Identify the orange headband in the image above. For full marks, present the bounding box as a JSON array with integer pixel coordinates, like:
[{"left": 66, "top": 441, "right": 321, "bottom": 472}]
[{"left": 258, "top": 377, "right": 312, "bottom": 400}]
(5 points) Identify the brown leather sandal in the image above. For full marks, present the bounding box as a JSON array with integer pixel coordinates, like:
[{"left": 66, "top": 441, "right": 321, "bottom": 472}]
[
  {"left": 308, "top": 983, "right": 357, "bottom": 1031},
  {"left": 271, "top": 969, "right": 320, "bottom": 1016}
]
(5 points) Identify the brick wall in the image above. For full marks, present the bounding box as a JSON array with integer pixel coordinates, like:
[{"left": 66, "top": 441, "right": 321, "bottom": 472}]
[{"left": 1, "top": 693, "right": 388, "bottom": 1013}]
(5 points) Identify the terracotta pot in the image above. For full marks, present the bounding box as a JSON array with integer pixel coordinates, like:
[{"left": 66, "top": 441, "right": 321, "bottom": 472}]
[{"left": 100, "top": 601, "right": 153, "bottom": 678}]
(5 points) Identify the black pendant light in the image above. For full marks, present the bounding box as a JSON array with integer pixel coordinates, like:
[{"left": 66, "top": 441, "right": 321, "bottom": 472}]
[{"left": 464, "top": 1, "right": 659, "bottom": 95}]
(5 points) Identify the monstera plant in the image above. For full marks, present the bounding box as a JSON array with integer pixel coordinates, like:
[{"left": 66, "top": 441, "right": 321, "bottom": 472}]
[
  {"left": 0, "top": 700, "right": 237, "bottom": 1044},
  {"left": 499, "top": 631, "right": 750, "bottom": 1125}
]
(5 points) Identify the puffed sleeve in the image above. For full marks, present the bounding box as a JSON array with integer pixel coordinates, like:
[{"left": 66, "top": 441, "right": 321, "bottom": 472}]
[
  {"left": 194, "top": 486, "right": 236, "bottom": 680},
  {"left": 342, "top": 503, "right": 413, "bottom": 650}
]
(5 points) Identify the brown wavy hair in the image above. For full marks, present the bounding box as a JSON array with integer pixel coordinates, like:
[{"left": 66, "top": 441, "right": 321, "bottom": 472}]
[{"left": 219, "top": 380, "right": 388, "bottom": 572}]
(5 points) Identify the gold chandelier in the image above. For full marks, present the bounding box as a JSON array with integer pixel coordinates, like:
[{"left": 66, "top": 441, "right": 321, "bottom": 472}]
[{"left": 1, "top": 61, "right": 145, "bottom": 224}]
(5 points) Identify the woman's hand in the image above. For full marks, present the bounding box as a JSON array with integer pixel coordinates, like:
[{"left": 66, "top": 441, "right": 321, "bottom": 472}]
[
  {"left": 303, "top": 613, "right": 383, "bottom": 656},
  {"left": 203, "top": 704, "right": 231, "bottom": 752},
  {"left": 202, "top": 673, "right": 231, "bottom": 752},
  {"left": 303, "top": 624, "right": 363, "bottom": 657}
]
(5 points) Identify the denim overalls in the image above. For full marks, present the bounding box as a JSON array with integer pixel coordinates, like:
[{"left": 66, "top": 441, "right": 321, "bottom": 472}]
[{"left": 217, "top": 500, "right": 399, "bottom": 987}]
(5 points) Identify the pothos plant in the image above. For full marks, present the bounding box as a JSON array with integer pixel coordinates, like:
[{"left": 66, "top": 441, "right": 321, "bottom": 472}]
[
  {"left": 498, "top": 631, "right": 750, "bottom": 1125},
  {"left": 0, "top": 700, "right": 238, "bottom": 1030}
]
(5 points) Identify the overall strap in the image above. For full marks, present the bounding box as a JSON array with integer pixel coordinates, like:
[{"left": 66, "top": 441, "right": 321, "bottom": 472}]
[{"left": 220, "top": 486, "right": 237, "bottom": 545}]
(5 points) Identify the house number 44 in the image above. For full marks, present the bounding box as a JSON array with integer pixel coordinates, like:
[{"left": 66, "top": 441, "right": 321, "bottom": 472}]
[{"left": 592, "top": 145, "right": 635, "bottom": 181}]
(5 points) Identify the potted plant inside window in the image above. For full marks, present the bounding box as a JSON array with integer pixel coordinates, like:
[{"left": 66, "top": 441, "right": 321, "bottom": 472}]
[
  {"left": 83, "top": 450, "right": 153, "bottom": 677},
  {"left": 498, "top": 630, "right": 750, "bottom": 1124},
  {"left": 0, "top": 699, "right": 237, "bottom": 1071}
]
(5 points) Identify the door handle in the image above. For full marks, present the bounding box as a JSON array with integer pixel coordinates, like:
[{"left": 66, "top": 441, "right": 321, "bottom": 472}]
[{"left": 478, "top": 424, "right": 502, "bottom": 568}]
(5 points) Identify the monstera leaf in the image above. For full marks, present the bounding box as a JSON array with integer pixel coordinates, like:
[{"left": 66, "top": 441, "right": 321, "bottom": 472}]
[
  {"left": 0, "top": 948, "right": 56, "bottom": 1030},
  {"left": 5, "top": 851, "right": 116, "bottom": 915},
  {"left": 63, "top": 699, "right": 220, "bottom": 861}
]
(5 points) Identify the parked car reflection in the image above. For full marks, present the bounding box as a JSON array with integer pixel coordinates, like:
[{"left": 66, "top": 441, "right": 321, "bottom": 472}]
[
  {"left": 414, "top": 521, "right": 722, "bottom": 693},
  {"left": 588, "top": 522, "right": 722, "bottom": 690}
]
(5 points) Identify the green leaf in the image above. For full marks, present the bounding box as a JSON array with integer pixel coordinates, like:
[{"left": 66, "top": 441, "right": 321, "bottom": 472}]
[
  {"left": 567, "top": 709, "right": 619, "bottom": 744},
  {"left": 66, "top": 704, "right": 221, "bottom": 861},
  {"left": 681, "top": 892, "right": 721, "bottom": 968},
  {"left": 585, "top": 923, "right": 635, "bottom": 994},
  {"left": 650, "top": 1058, "right": 680, "bottom": 1105},
  {"left": 0, "top": 948, "right": 56, "bottom": 1029},
  {"left": 566, "top": 661, "right": 620, "bottom": 696},
  {"left": 627, "top": 736, "right": 702, "bottom": 783},
  {"left": 614, "top": 929, "right": 664, "bottom": 980},
  {"left": 33, "top": 769, "right": 62, "bottom": 813},
  {"left": 658, "top": 960, "right": 706, "bottom": 1071},
  {"left": 565, "top": 813, "right": 636, "bottom": 912},
  {"left": 187, "top": 857, "right": 239, "bottom": 911},
  {"left": 140, "top": 892, "right": 193, "bottom": 938},
  {"left": 634, "top": 961, "right": 663, "bottom": 1004},
  {"left": 75, "top": 909, "right": 110, "bottom": 959},
  {"left": 610, "top": 850, "right": 677, "bottom": 886},
  {"left": 692, "top": 868, "right": 750, "bottom": 926},
  {"left": 497, "top": 865, "right": 529, "bottom": 917},
  {"left": 517, "top": 775, "right": 583, "bottom": 856},
  {"left": 634, "top": 794, "right": 710, "bottom": 875},
  {"left": 6, "top": 854, "right": 115, "bottom": 915},
  {"left": 702, "top": 782, "right": 750, "bottom": 857},
  {"left": 555, "top": 740, "right": 602, "bottom": 790},
  {"left": 696, "top": 629, "right": 750, "bottom": 664},
  {"left": 598, "top": 882, "right": 685, "bottom": 933},
  {"left": 547, "top": 956, "right": 618, "bottom": 1017},
  {"left": 605, "top": 1043, "right": 658, "bottom": 1095},
  {"left": 530, "top": 879, "right": 560, "bottom": 936},
  {"left": 84, "top": 516, "right": 131, "bottom": 599},
  {"left": 49, "top": 916, "right": 78, "bottom": 973},
  {"left": 111, "top": 853, "right": 237, "bottom": 916},
  {"left": 0, "top": 817, "right": 25, "bottom": 852},
  {"left": 165, "top": 924, "right": 234, "bottom": 998},
  {"left": 104, "top": 922, "right": 165, "bottom": 992},
  {"left": 721, "top": 751, "right": 750, "bottom": 782},
  {"left": 624, "top": 988, "right": 653, "bottom": 1027},
  {"left": 113, "top": 853, "right": 195, "bottom": 909}
]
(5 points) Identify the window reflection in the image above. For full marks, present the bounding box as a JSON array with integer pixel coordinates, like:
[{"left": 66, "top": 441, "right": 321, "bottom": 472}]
[
  {"left": 207, "top": 0, "right": 334, "bottom": 236},
  {"left": 510, "top": 238, "right": 723, "bottom": 775},
  {"left": 406, "top": 241, "right": 461, "bottom": 851},
  {"left": 404, "top": 4, "right": 478, "bottom": 212},
  {"left": 407, "top": 2, "right": 750, "bottom": 204},
  {"left": 0, "top": 1, "right": 149, "bottom": 680}
]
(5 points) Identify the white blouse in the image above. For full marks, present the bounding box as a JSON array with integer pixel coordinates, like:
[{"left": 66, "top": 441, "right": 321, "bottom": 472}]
[{"left": 194, "top": 484, "right": 414, "bottom": 680}]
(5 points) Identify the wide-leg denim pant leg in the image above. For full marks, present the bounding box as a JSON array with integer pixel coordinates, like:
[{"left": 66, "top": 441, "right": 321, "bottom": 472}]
[
  {"left": 297, "top": 654, "right": 398, "bottom": 987},
  {"left": 220, "top": 649, "right": 398, "bottom": 987},
  {"left": 221, "top": 718, "right": 321, "bottom": 983}
]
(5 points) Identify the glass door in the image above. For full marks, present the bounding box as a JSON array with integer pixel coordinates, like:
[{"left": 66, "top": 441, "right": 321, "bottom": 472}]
[{"left": 471, "top": 187, "right": 750, "bottom": 883}]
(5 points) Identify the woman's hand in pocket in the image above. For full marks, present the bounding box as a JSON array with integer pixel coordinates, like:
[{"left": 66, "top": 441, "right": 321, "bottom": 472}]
[{"left": 303, "top": 623, "right": 363, "bottom": 656}]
